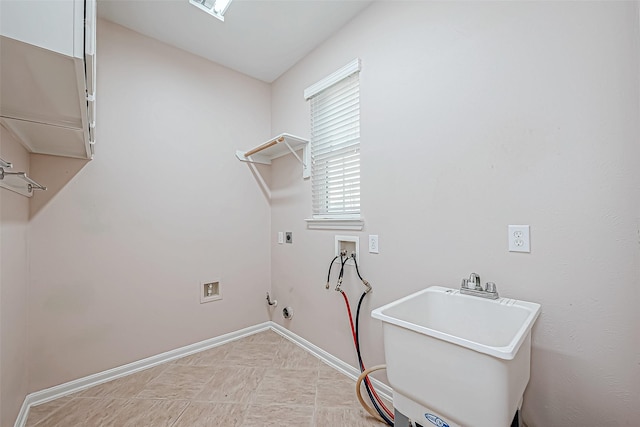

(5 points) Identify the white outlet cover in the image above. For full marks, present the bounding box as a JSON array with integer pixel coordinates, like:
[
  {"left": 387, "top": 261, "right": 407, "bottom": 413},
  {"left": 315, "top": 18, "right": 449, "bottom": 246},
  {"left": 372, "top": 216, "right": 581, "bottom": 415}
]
[
  {"left": 277, "top": 231, "right": 284, "bottom": 244},
  {"left": 369, "top": 234, "right": 379, "bottom": 254},
  {"left": 508, "top": 225, "right": 530, "bottom": 253}
]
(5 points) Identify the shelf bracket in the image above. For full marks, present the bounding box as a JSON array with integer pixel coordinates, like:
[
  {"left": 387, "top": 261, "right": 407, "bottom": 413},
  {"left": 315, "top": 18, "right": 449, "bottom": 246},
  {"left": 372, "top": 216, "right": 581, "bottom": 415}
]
[
  {"left": 0, "top": 157, "right": 13, "bottom": 168},
  {"left": 281, "top": 139, "right": 310, "bottom": 179},
  {"left": 235, "top": 133, "right": 310, "bottom": 179},
  {"left": 0, "top": 167, "right": 47, "bottom": 197}
]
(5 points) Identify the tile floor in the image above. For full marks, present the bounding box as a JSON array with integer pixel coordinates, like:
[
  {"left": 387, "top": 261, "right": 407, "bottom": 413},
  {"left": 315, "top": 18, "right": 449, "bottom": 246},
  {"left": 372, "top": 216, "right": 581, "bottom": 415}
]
[{"left": 25, "top": 330, "right": 387, "bottom": 426}]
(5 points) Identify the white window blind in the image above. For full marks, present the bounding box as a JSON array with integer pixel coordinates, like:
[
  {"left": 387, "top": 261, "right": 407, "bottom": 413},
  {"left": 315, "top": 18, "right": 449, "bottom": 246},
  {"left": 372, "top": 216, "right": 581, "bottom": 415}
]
[{"left": 309, "top": 67, "right": 361, "bottom": 219}]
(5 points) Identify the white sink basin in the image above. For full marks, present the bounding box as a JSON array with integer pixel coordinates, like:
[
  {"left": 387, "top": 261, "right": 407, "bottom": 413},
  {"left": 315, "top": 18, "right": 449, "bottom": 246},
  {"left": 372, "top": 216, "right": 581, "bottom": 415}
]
[{"left": 372, "top": 286, "right": 541, "bottom": 427}]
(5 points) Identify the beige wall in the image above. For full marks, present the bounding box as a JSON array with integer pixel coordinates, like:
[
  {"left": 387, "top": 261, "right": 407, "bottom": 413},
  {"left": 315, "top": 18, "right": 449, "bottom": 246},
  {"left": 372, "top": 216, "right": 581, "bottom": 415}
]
[
  {"left": 0, "top": 127, "right": 30, "bottom": 427},
  {"left": 2, "top": 3, "right": 639, "bottom": 426},
  {"left": 271, "top": 2, "right": 640, "bottom": 426},
  {"left": 26, "top": 20, "right": 273, "bottom": 392}
]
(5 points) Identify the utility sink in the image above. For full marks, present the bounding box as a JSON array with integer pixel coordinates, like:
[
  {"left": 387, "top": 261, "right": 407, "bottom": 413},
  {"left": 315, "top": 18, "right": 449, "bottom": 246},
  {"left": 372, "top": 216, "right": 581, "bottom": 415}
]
[{"left": 372, "top": 286, "right": 541, "bottom": 427}]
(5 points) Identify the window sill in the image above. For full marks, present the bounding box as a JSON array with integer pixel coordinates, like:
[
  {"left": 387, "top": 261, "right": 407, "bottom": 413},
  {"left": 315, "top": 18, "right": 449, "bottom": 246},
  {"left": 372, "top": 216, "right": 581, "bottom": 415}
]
[{"left": 305, "top": 218, "right": 364, "bottom": 231}]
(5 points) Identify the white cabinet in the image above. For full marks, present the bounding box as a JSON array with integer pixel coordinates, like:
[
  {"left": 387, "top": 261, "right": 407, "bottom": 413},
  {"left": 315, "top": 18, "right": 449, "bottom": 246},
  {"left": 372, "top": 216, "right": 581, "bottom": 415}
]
[
  {"left": 0, "top": 0, "right": 82, "bottom": 58},
  {"left": 0, "top": 0, "right": 96, "bottom": 159}
]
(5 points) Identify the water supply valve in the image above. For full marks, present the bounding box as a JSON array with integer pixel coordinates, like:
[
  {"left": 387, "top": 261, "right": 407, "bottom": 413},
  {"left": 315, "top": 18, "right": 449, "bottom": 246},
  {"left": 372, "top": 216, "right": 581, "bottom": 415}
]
[{"left": 266, "top": 292, "right": 277, "bottom": 307}]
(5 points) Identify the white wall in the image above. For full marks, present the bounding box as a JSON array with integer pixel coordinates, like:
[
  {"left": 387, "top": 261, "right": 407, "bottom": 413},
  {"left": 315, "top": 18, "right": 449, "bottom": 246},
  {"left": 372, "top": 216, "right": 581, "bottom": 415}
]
[
  {"left": 271, "top": 2, "right": 640, "bottom": 426},
  {"left": 26, "top": 20, "right": 273, "bottom": 392},
  {"left": 0, "top": 127, "right": 30, "bottom": 427}
]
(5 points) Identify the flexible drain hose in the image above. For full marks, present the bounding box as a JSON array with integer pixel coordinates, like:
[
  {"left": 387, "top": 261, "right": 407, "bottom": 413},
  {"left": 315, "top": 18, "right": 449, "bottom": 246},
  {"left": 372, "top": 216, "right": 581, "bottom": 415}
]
[
  {"left": 341, "top": 291, "right": 393, "bottom": 424},
  {"left": 356, "top": 365, "right": 390, "bottom": 424},
  {"left": 355, "top": 292, "right": 395, "bottom": 420}
]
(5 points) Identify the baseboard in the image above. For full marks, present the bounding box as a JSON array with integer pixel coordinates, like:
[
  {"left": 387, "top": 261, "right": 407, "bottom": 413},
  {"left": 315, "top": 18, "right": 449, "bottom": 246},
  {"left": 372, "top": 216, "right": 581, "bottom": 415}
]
[
  {"left": 13, "top": 398, "right": 31, "bottom": 427},
  {"left": 14, "top": 322, "right": 271, "bottom": 427},
  {"left": 270, "top": 322, "right": 394, "bottom": 402},
  {"left": 15, "top": 321, "right": 393, "bottom": 427}
]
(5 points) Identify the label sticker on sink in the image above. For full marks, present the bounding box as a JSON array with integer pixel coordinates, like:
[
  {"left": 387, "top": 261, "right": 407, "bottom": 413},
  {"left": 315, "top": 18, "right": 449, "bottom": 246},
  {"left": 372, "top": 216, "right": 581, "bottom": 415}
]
[{"left": 425, "top": 413, "right": 450, "bottom": 427}]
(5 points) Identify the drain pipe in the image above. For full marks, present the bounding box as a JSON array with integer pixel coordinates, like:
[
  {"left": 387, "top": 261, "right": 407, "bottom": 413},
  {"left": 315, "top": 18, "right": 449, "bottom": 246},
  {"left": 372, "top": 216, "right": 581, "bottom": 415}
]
[{"left": 356, "top": 365, "right": 389, "bottom": 423}]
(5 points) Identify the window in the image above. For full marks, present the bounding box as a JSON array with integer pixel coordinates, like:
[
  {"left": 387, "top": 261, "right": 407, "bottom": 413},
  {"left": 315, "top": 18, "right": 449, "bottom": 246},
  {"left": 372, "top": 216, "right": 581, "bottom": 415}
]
[
  {"left": 304, "top": 59, "right": 362, "bottom": 228},
  {"left": 189, "top": 0, "right": 233, "bottom": 21}
]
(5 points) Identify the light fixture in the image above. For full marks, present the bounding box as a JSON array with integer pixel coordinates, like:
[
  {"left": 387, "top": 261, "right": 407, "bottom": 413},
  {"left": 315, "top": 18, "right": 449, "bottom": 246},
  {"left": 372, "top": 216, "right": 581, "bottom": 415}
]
[{"left": 189, "top": 0, "right": 233, "bottom": 22}]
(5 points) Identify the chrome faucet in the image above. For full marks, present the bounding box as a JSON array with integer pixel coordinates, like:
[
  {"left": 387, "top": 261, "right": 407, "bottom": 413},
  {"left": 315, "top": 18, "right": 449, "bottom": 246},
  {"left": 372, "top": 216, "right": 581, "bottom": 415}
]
[
  {"left": 468, "top": 273, "right": 481, "bottom": 290},
  {"left": 460, "top": 273, "right": 499, "bottom": 299}
]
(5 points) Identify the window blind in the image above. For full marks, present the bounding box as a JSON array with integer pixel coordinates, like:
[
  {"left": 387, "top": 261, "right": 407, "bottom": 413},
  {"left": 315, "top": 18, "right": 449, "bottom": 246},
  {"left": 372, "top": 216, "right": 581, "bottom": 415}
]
[{"left": 310, "top": 72, "right": 360, "bottom": 218}]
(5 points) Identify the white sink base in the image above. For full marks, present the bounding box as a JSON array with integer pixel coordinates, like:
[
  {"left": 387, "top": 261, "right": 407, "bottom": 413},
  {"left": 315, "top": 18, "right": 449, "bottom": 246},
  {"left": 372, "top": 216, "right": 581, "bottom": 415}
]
[
  {"left": 393, "top": 393, "right": 523, "bottom": 427},
  {"left": 385, "top": 322, "right": 530, "bottom": 426},
  {"left": 393, "top": 392, "right": 462, "bottom": 427},
  {"left": 372, "top": 286, "right": 540, "bottom": 427}
]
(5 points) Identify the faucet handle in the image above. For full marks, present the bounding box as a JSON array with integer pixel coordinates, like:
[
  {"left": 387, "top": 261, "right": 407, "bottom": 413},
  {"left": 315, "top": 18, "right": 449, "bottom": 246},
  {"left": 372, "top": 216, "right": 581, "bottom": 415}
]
[
  {"left": 474, "top": 274, "right": 483, "bottom": 290},
  {"left": 468, "top": 273, "right": 481, "bottom": 288},
  {"left": 485, "top": 282, "right": 497, "bottom": 293}
]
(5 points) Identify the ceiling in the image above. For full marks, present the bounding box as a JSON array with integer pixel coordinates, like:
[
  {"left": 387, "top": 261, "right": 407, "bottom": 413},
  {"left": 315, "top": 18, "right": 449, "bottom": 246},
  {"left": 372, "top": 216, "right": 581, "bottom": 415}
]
[{"left": 97, "top": 0, "right": 372, "bottom": 83}]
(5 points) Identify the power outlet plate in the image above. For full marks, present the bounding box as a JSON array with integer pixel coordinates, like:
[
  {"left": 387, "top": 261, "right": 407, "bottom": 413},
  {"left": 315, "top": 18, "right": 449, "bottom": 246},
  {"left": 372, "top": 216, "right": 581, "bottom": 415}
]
[
  {"left": 277, "top": 232, "right": 284, "bottom": 244},
  {"left": 508, "top": 225, "right": 530, "bottom": 253},
  {"left": 368, "top": 235, "right": 379, "bottom": 254}
]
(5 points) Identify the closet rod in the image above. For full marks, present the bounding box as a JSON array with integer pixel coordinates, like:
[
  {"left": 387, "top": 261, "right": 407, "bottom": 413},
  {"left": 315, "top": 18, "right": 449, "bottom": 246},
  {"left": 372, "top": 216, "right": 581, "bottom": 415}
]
[{"left": 244, "top": 136, "right": 284, "bottom": 158}]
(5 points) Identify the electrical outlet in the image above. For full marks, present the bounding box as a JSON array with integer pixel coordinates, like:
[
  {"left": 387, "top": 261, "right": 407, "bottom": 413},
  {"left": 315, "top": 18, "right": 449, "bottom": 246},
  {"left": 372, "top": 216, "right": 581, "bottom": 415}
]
[
  {"left": 368, "top": 235, "right": 379, "bottom": 254},
  {"left": 277, "top": 232, "right": 284, "bottom": 244},
  {"left": 508, "top": 225, "right": 530, "bottom": 253}
]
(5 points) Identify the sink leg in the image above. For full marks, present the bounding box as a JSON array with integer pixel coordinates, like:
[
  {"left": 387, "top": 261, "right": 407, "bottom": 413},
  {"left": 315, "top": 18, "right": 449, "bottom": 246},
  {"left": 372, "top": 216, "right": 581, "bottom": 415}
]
[{"left": 394, "top": 409, "right": 412, "bottom": 427}]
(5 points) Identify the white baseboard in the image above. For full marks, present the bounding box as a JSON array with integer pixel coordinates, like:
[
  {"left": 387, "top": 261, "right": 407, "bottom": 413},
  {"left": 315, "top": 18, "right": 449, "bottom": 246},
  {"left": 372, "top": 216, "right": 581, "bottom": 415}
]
[
  {"left": 14, "top": 321, "right": 393, "bottom": 427},
  {"left": 14, "top": 322, "right": 271, "bottom": 427},
  {"left": 270, "top": 323, "right": 393, "bottom": 402},
  {"left": 13, "top": 399, "right": 30, "bottom": 427}
]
